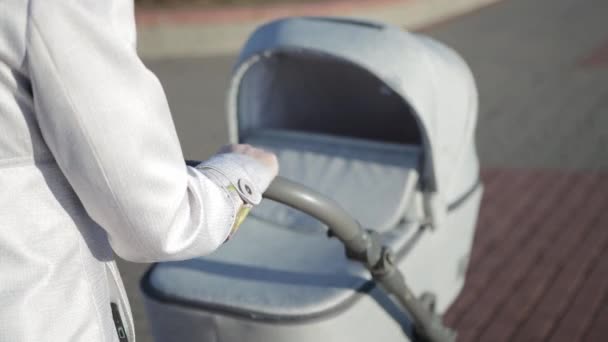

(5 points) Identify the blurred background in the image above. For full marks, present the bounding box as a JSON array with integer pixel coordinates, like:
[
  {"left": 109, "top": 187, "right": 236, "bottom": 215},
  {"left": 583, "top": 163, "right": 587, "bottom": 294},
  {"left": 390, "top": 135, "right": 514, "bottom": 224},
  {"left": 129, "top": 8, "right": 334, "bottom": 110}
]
[
  {"left": 120, "top": 0, "right": 608, "bottom": 341},
  {"left": 135, "top": 0, "right": 334, "bottom": 7}
]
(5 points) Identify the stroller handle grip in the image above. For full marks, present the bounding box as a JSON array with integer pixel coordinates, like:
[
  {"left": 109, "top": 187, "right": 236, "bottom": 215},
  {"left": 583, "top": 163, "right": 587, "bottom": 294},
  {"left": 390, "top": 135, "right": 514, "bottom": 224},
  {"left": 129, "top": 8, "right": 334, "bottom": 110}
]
[
  {"left": 263, "top": 176, "right": 370, "bottom": 255},
  {"left": 184, "top": 158, "right": 367, "bottom": 251}
]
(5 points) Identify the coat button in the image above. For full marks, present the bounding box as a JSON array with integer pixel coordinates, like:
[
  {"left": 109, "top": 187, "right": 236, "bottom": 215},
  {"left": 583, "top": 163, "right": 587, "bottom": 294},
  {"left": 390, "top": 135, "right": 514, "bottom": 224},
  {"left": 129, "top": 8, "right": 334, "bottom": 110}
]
[{"left": 237, "top": 178, "right": 261, "bottom": 205}]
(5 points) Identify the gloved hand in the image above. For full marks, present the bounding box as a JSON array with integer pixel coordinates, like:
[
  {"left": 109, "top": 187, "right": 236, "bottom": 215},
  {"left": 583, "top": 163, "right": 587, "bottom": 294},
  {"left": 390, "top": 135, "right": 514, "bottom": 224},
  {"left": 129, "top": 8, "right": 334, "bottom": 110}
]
[
  {"left": 195, "top": 144, "right": 279, "bottom": 241},
  {"left": 216, "top": 144, "right": 279, "bottom": 193}
]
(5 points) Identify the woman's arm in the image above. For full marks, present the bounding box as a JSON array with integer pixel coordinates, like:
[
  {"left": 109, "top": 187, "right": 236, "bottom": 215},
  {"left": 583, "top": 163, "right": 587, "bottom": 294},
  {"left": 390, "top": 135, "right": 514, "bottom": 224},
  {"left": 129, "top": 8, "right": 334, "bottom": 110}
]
[{"left": 26, "top": 0, "right": 276, "bottom": 262}]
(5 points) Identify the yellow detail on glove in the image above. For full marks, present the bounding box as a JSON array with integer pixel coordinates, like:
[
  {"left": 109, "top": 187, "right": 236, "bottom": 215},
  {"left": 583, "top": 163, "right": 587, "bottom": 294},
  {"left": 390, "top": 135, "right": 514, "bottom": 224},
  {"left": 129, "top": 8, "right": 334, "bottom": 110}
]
[{"left": 225, "top": 185, "right": 252, "bottom": 241}]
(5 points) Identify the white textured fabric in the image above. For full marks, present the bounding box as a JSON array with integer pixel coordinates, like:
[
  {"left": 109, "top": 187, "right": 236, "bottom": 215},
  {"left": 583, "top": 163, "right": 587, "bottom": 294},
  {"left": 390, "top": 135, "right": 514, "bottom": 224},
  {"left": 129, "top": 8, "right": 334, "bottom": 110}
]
[
  {"left": 198, "top": 153, "right": 277, "bottom": 205},
  {"left": 0, "top": 1, "right": 273, "bottom": 341}
]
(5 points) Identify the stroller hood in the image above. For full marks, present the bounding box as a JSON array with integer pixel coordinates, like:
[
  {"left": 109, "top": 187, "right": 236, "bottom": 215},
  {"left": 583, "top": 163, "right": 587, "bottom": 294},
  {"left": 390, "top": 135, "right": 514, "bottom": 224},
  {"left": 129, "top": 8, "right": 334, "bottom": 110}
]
[{"left": 227, "top": 17, "right": 479, "bottom": 207}]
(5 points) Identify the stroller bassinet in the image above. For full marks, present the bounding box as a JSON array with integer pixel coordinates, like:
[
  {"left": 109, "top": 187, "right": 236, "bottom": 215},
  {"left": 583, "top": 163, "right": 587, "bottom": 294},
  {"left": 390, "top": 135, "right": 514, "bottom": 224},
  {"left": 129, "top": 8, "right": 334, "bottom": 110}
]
[{"left": 142, "top": 17, "right": 482, "bottom": 342}]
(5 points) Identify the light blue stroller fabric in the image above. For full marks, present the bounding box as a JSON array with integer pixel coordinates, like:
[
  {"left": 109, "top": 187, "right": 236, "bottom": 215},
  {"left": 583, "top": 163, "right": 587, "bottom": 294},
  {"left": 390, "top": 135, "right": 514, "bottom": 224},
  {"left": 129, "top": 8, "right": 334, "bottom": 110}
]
[
  {"left": 246, "top": 130, "right": 420, "bottom": 233},
  {"left": 148, "top": 130, "right": 421, "bottom": 317}
]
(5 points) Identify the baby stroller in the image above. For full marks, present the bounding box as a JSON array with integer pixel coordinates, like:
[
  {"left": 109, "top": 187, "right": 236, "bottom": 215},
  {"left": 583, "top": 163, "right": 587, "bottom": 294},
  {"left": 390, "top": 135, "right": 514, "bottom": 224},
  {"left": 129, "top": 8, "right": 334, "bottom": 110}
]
[{"left": 141, "top": 17, "right": 482, "bottom": 342}]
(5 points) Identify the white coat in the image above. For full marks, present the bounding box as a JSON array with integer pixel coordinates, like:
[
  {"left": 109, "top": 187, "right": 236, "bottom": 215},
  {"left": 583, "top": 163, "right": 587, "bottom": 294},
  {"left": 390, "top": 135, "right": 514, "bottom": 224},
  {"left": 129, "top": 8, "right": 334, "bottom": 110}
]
[{"left": 0, "top": 1, "right": 273, "bottom": 341}]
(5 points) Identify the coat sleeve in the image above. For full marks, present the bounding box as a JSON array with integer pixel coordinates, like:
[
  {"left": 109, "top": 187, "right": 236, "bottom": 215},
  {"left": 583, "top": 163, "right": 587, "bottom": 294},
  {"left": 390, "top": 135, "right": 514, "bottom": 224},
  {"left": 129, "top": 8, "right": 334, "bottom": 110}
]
[{"left": 25, "top": 0, "right": 271, "bottom": 262}]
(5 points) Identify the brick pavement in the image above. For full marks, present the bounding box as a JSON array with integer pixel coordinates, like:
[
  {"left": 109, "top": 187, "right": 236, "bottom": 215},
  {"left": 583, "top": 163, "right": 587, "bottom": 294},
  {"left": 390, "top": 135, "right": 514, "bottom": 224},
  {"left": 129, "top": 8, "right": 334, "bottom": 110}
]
[{"left": 445, "top": 169, "right": 608, "bottom": 341}]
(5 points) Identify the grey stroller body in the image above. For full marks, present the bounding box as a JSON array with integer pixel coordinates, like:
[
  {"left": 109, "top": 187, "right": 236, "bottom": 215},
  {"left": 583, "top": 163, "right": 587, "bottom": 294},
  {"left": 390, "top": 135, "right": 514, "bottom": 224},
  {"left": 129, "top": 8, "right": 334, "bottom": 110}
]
[{"left": 142, "top": 17, "right": 482, "bottom": 342}]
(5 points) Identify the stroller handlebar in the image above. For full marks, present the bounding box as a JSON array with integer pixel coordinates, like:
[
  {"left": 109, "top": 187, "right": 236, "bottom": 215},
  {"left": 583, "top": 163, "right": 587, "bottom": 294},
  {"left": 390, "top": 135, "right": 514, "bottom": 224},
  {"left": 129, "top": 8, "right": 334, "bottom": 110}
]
[
  {"left": 184, "top": 160, "right": 455, "bottom": 342},
  {"left": 263, "top": 176, "right": 456, "bottom": 342},
  {"left": 263, "top": 176, "right": 370, "bottom": 254}
]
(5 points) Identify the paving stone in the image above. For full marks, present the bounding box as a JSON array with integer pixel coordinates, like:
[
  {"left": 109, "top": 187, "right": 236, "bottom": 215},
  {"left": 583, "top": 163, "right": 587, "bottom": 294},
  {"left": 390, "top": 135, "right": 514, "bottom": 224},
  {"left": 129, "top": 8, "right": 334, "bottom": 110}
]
[{"left": 446, "top": 170, "right": 608, "bottom": 342}]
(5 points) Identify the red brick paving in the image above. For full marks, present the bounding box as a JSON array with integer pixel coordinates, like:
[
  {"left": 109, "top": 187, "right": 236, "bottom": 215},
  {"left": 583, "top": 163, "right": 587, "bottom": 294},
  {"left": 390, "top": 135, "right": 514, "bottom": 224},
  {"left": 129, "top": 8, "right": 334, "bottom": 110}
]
[{"left": 445, "top": 169, "right": 608, "bottom": 342}]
